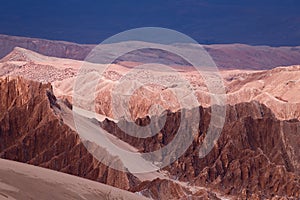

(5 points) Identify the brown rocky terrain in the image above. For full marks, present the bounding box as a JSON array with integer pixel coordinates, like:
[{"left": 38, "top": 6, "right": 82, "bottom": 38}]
[
  {"left": 0, "top": 76, "right": 223, "bottom": 199},
  {"left": 100, "top": 102, "right": 300, "bottom": 199},
  {"left": 131, "top": 178, "right": 222, "bottom": 200},
  {"left": 0, "top": 77, "right": 140, "bottom": 192},
  {"left": 0, "top": 46, "right": 300, "bottom": 199}
]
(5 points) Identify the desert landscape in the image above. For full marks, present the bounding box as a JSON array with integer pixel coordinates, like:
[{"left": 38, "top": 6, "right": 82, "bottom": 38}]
[{"left": 0, "top": 33, "right": 299, "bottom": 200}]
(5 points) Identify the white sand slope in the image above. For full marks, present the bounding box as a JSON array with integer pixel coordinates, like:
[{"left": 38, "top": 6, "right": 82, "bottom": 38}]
[
  {"left": 0, "top": 159, "right": 149, "bottom": 200},
  {"left": 58, "top": 102, "right": 164, "bottom": 176}
]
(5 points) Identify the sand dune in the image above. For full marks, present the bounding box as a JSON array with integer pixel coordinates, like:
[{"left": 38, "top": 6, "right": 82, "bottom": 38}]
[{"left": 0, "top": 159, "right": 148, "bottom": 200}]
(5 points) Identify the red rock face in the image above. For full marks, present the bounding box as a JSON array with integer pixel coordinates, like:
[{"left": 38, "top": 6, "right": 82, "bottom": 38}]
[
  {"left": 1, "top": 76, "right": 299, "bottom": 199},
  {"left": 131, "top": 178, "right": 221, "bottom": 200},
  {"left": 0, "top": 76, "right": 139, "bottom": 191},
  {"left": 190, "top": 107, "right": 300, "bottom": 199},
  {"left": 131, "top": 178, "right": 187, "bottom": 199},
  {"left": 100, "top": 102, "right": 300, "bottom": 199}
]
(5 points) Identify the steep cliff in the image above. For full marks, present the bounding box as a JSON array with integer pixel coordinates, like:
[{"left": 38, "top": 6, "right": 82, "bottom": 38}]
[
  {"left": 100, "top": 102, "right": 300, "bottom": 199},
  {"left": 0, "top": 76, "right": 139, "bottom": 191}
]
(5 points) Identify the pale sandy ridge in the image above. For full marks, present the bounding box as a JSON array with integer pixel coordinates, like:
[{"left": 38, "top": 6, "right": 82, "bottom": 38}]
[
  {"left": 1, "top": 47, "right": 300, "bottom": 120},
  {"left": 0, "top": 158, "right": 149, "bottom": 200}
]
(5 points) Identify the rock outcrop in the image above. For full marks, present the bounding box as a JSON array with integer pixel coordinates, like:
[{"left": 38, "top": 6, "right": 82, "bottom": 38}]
[
  {"left": 100, "top": 102, "right": 300, "bottom": 199},
  {"left": 131, "top": 178, "right": 221, "bottom": 200},
  {"left": 0, "top": 76, "right": 138, "bottom": 191}
]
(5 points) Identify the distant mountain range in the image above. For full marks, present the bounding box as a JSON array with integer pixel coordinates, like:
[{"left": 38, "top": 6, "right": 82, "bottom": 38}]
[{"left": 1, "top": 34, "right": 300, "bottom": 70}]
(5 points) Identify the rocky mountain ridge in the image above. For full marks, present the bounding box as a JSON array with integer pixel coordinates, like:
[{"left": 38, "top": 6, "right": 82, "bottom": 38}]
[
  {"left": 0, "top": 77, "right": 139, "bottom": 191},
  {"left": 1, "top": 44, "right": 300, "bottom": 199},
  {"left": 0, "top": 76, "right": 299, "bottom": 199}
]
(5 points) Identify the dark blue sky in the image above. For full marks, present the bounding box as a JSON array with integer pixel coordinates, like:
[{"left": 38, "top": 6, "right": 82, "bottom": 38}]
[{"left": 0, "top": 0, "right": 299, "bottom": 46}]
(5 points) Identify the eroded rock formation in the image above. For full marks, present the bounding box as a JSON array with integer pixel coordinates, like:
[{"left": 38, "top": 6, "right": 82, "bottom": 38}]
[
  {"left": 100, "top": 102, "right": 300, "bottom": 199},
  {"left": 1, "top": 50, "right": 300, "bottom": 199},
  {"left": 0, "top": 76, "right": 139, "bottom": 191}
]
